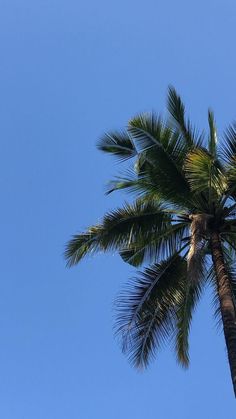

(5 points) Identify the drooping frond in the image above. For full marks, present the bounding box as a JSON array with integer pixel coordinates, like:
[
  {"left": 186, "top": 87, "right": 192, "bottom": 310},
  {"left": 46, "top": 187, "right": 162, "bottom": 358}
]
[
  {"left": 119, "top": 222, "right": 188, "bottom": 266},
  {"left": 115, "top": 254, "right": 187, "bottom": 368},
  {"left": 175, "top": 214, "right": 209, "bottom": 366},
  {"left": 65, "top": 200, "right": 173, "bottom": 266},
  {"left": 167, "top": 86, "right": 203, "bottom": 147},
  {"left": 175, "top": 263, "right": 206, "bottom": 367},
  {"left": 97, "top": 131, "right": 137, "bottom": 161}
]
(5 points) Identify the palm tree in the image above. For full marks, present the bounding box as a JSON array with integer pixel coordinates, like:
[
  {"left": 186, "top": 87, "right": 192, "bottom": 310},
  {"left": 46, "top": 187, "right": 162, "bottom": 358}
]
[{"left": 65, "top": 87, "right": 236, "bottom": 396}]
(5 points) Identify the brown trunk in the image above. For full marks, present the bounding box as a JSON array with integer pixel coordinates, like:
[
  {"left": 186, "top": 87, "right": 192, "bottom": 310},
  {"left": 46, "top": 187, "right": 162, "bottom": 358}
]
[{"left": 211, "top": 231, "right": 236, "bottom": 397}]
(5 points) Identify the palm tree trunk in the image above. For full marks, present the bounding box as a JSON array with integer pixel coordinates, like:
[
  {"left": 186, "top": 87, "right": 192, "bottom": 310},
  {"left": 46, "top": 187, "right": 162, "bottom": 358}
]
[{"left": 210, "top": 231, "right": 236, "bottom": 397}]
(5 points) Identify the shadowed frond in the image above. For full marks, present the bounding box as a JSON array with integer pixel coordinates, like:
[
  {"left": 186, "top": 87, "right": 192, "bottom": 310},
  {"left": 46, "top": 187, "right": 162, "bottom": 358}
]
[
  {"left": 115, "top": 254, "right": 187, "bottom": 368},
  {"left": 175, "top": 262, "right": 206, "bottom": 367},
  {"left": 105, "top": 167, "right": 159, "bottom": 198},
  {"left": 221, "top": 124, "right": 236, "bottom": 162},
  {"left": 97, "top": 131, "right": 137, "bottom": 161},
  {"left": 119, "top": 223, "right": 188, "bottom": 266},
  {"left": 107, "top": 164, "right": 193, "bottom": 210},
  {"left": 65, "top": 200, "right": 173, "bottom": 266},
  {"left": 128, "top": 113, "right": 189, "bottom": 167},
  {"left": 167, "top": 86, "right": 203, "bottom": 147}
]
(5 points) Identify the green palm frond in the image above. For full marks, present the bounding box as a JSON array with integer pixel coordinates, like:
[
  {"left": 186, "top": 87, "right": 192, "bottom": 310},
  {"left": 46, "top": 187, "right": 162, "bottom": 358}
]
[
  {"left": 65, "top": 200, "right": 173, "bottom": 266},
  {"left": 128, "top": 114, "right": 193, "bottom": 204},
  {"left": 97, "top": 131, "right": 137, "bottom": 161},
  {"left": 107, "top": 174, "right": 184, "bottom": 207},
  {"left": 119, "top": 223, "right": 188, "bottom": 266},
  {"left": 175, "top": 258, "right": 206, "bottom": 367},
  {"left": 128, "top": 113, "right": 167, "bottom": 151},
  {"left": 108, "top": 164, "right": 192, "bottom": 210},
  {"left": 115, "top": 254, "right": 187, "bottom": 368},
  {"left": 167, "top": 86, "right": 203, "bottom": 147},
  {"left": 105, "top": 168, "right": 158, "bottom": 198},
  {"left": 184, "top": 148, "right": 227, "bottom": 197},
  {"left": 65, "top": 231, "right": 100, "bottom": 267},
  {"left": 221, "top": 124, "right": 236, "bottom": 163},
  {"left": 128, "top": 113, "right": 188, "bottom": 167}
]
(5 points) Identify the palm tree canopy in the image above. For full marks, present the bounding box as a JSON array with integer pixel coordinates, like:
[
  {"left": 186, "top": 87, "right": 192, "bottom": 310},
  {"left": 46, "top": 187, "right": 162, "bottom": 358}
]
[{"left": 65, "top": 87, "right": 236, "bottom": 373}]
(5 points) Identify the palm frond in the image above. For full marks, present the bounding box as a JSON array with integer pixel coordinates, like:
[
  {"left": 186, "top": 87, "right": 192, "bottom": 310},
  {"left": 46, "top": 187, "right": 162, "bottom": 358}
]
[
  {"left": 97, "top": 131, "right": 137, "bottom": 161},
  {"left": 65, "top": 231, "right": 101, "bottom": 267},
  {"left": 184, "top": 148, "right": 227, "bottom": 197},
  {"left": 128, "top": 113, "right": 189, "bottom": 168},
  {"left": 119, "top": 223, "right": 188, "bottom": 266},
  {"left": 65, "top": 200, "right": 172, "bottom": 266},
  {"left": 128, "top": 113, "right": 167, "bottom": 151},
  {"left": 115, "top": 254, "right": 187, "bottom": 368},
  {"left": 221, "top": 123, "right": 236, "bottom": 162},
  {"left": 167, "top": 86, "right": 203, "bottom": 147},
  {"left": 175, "top": 261, "right": 206, "bottom": 367},
  {"left": 107, "top": 171, "right": 192, "bottom": 210},
  {"left": 105, "top": 168, "right": 158, "bottom": 198}
]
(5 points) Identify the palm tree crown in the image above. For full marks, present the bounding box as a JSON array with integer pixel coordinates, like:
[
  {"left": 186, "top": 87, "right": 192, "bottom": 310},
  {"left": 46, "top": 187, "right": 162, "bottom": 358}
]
[{"left": 65, "top": 87, "right": 236, "bottom": 396}]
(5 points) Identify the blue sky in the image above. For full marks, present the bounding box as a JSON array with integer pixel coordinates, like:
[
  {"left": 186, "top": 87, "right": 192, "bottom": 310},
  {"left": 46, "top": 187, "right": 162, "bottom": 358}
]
[{"left": 1, "top": 0, "right": 236, "bottom": 417}]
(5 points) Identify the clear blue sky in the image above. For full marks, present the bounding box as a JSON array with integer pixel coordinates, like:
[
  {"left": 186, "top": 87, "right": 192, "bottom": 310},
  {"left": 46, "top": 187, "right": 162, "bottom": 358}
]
[{"left": 1, "top": 0, "right": 236, "bottom": 417}]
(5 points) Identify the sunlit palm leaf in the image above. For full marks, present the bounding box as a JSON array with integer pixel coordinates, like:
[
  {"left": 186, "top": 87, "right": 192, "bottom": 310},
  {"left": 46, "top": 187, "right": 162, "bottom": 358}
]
[{"left": 184, "top": 148, "right": 227, "bottom": 196}]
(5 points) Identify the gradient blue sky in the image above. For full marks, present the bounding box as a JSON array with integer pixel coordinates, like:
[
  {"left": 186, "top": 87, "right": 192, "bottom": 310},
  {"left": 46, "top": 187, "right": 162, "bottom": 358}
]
[{"left": 1, "top": 0, "right": 236, "bottom": 417}]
